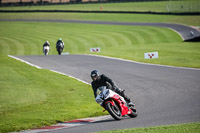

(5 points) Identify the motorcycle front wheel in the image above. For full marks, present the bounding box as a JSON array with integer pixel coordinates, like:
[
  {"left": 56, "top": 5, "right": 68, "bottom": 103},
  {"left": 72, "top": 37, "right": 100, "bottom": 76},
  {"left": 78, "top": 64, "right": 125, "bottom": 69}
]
[
  {"left": 128, "top": 106, "right": 138, "bottom": 118},
  {"left": 105, "top": 102, "right": 122, "bottom": 120}
]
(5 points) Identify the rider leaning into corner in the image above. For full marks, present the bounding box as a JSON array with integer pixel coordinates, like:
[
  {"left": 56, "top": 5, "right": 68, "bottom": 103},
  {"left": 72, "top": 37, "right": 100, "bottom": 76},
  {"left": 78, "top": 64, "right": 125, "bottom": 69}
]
[{"left": 91, "top": 70, "right": 135, "bottom": 106}]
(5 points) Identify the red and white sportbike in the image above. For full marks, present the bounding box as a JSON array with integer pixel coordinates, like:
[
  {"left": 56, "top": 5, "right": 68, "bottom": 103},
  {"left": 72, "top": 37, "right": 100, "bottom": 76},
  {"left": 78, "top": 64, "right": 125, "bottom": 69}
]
[{"left": 95, "top": 86, "right": 137, "bottom": 120}]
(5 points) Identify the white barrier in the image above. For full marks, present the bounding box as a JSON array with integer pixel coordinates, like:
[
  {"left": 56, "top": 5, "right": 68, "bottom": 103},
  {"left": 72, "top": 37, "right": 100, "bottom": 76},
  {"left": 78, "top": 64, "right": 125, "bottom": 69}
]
[
  {"left": 144, "top": 52, "right": 158, "bottom": 59},
  {"left": 90, "top": 47, "right": 100, "bottom": 53},
  {"left": 62, "top": 52, "right": 70, "bottom": 55}
]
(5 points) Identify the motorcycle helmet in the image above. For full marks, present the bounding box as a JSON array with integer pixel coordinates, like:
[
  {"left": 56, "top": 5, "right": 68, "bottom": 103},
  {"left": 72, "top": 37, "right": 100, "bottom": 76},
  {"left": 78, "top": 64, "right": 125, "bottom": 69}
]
[
  {"left": 58, "top": 38, "right": 62, "bottom": 41},
  {"left": 91, "top": 70, "right": 100, "bottom": 81}
]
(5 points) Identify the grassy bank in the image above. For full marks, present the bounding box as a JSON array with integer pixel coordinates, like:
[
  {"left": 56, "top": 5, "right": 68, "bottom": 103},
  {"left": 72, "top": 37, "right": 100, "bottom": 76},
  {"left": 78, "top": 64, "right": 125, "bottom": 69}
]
[
  {"left": 0, "top": 13, "right": 200, "bottom": 26},
  {"left": 0, "top": 55, "right": 105, "bottom": 133},
  {"left": 0, "top": 21, "right": 200, "bottom": 68},
  {"left": 97, "top": 122, "right": 200, "bottom": 133}
]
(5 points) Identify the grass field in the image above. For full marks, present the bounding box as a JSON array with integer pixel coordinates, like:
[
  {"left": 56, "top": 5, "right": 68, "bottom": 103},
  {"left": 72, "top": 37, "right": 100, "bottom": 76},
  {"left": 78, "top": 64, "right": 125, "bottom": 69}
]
[
  {"left": 0, "top": 0, "right": 200, "bottom": 13},
  {"left": 97, "top": 122, "right": 200, "bottom": 133},
  {"left": 1, "top": 21, "right": 200, "bottom": 68},
  {"left": 0, "top": 55, "right": 106, "bottom": 133},
  {"left": 0, "top": 13, "right": 200, "bottom": 26}
]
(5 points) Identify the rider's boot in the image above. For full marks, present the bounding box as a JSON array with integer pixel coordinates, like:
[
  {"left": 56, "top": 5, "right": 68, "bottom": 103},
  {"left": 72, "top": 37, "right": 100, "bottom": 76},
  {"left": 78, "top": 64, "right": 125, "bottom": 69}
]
[
  {"left": 117, "top": 89, "right": 135, "bottom": 107},
  {"left": 124, "top": 97, "right": 135, "bottom": 107},
  {"left": 127, "top": 101, "right": 135, "bottom": 107}
]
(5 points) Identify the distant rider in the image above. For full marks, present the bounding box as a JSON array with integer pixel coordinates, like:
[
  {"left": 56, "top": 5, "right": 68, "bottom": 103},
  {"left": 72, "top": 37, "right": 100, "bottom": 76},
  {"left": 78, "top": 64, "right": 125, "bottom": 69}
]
[
  {"left": 43, "top": 40, "right": 50, "bottom": 47},
  {"left": 43, "top": 41, "right": 50, "bottom": 55},
  {"left": 43, "top": 41, "right": 50, "bottom": 51},
  {"left": 56, "top": 38, "right": 64, "bottom": 49},
  {"left": 90, "top": 70, "right": 134, "bottom": 106}
]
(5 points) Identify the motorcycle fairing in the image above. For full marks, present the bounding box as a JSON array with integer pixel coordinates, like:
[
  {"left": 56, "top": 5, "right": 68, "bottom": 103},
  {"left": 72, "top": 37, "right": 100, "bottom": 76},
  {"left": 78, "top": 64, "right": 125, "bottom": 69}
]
[{"left": 105, "top": 93, "right": 132, "bottom": 116}]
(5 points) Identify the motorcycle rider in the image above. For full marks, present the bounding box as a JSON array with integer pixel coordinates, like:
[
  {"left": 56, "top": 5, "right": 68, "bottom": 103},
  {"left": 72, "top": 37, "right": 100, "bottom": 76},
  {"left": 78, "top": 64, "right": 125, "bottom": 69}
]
[
  {"left": 43, "top": 41, "right": 50, "bottom": 52},
  {"left": 43, "top": 40, "right": 50, "bottom": 47},
  {"left": 56, "top": 38, "right": 64, "bottom": 49},
  {"left": 91, "top": 70, "right": 134, "bottom": 106}
]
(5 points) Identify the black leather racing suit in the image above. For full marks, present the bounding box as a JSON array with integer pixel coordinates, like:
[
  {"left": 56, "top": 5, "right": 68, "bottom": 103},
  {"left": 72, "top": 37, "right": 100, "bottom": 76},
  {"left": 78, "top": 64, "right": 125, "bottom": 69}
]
[
  {"left": 91, "top": 74, "right": 131, "bottom": 103},
  {"left": 56, "top": 40, "right": 64, "bottom": 49},
  {"left": 43, "top": 42, "right": 50, "bottom": 47}
]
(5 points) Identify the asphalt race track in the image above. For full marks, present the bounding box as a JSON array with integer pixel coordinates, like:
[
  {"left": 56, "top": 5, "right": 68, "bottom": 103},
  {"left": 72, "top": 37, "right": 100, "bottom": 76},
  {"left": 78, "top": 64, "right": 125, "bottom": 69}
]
[{"left": 15, "top": 55, "right": 200, "bottom": 133}]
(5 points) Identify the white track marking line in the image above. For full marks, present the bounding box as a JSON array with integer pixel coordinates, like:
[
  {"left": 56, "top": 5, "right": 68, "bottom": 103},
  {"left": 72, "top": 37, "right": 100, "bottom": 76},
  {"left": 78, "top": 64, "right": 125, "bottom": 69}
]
[
  {"left": 50, "top": 70, "right": 90, "bottom": 85},
  {"left": 8, "top": 55, "right": 42, "bottom": 69},
  {"left": 8, "top": 55, "right": 90, "bottom": 85}
]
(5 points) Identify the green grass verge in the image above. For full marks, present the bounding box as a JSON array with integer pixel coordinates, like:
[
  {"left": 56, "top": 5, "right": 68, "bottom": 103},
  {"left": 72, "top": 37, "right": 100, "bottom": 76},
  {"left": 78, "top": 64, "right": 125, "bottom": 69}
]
[
  {"left": 0, "top": 55, "right": 105, "bottom": 133},
  {"left": 0, "top": 13, "right": 200, "bottom": 26},
  {"left": 96, "top": 122, "right": 200, "bottom": 133},
  {"left": 0, "top": 21, "right": 200, "bottom": 68},
  {"left": 0, "top": 0, "right": 200, "bottom": 13}
]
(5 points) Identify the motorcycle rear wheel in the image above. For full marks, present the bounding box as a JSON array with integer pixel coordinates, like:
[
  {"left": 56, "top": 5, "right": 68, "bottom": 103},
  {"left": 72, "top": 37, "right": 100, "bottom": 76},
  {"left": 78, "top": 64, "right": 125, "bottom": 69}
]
[
  {"left": 57, "top": 48, "right": 63, "bottom": 55},
  {"left": 105, "top": 102, "right": 122, "bottom": 120},
  {"left": 57, "top": 50, "right": 62, "bottom": 55},
  {"left": 44, "top": 49, "right": 48, "bottom": 55}
]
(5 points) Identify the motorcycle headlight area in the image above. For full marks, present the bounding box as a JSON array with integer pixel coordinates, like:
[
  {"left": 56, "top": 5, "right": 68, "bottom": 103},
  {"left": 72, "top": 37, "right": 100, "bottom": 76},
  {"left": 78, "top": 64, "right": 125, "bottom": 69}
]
[
  {"left": 96, "top": 98, "right": 103, "bottom": 104},
  {"left": 104, "top": 89, "right": 110, "bottom": 98}
]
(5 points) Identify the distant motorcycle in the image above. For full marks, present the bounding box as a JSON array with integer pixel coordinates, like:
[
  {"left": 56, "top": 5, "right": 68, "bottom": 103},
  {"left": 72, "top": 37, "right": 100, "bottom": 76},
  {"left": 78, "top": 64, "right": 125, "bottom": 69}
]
[
  {"left": 95, "top": 86, "right": 137, "bottom": 120},
  {"left": 43, "top": 46, "right": 50, "bottom": 55},
  {"left": 56, "top": 42, "right": 64, "bottom": 55}
]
